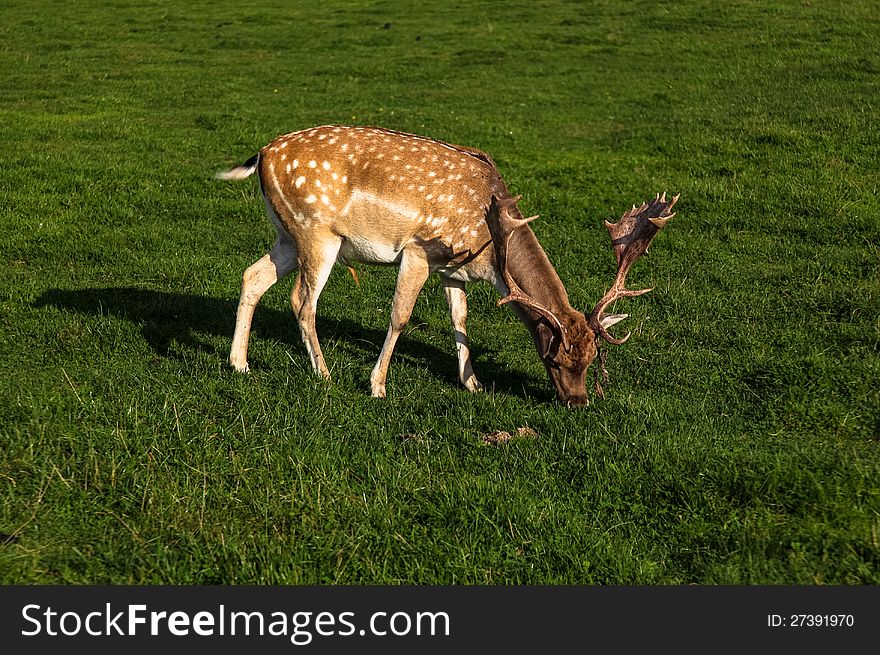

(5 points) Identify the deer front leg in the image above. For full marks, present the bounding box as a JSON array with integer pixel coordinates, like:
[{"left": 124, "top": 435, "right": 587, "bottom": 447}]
[
  {"left": 230, "top": 236, "right": 297, "bottom": 373},
  {"left": 290, "top": 234, "right": 342, "bottom": 379},
  {"left": 370, "top": 249, "right": 430, "bottom": 398},
  {"left": 442, "top": 277, "right": 482, "bottom": 392}
]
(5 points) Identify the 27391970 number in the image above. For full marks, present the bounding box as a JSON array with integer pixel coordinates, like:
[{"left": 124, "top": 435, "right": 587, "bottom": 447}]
[{"left": 793, "top": 614, "right": 853, "bottom": 628}]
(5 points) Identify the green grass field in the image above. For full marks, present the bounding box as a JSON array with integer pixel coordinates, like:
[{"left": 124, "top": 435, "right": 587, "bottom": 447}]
[{"left": 1, "top": 0, "right": 878, "bottom": 584}]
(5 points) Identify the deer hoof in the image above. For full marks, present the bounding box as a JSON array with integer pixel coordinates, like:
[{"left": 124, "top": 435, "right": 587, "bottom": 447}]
[
  {"left": 464, "top": 377, "right": 483, "bottom": 392},
  {"left": 230, "top": 359, "right": 250, "bottom": 374},
  {"left": 371, "top": 384, "right": 387, "bottom": 399}
]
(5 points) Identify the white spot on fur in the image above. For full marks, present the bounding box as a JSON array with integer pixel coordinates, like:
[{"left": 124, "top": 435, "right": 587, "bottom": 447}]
[
  {"left": 295, "top": 176, "right": 305, "bottom": 188},
  {"left": 305, "top": 195, "right": 317, "bottom": 203},
  {"left": 322, "top": 161, "right": 331, "bottom": 170}
]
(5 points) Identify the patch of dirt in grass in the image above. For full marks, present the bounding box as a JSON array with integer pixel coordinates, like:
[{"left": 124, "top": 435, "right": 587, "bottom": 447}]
[
  {"left": 479, "top": 426, "right": 538, "bottom": 445},
  {"left": 398, "top": 427, "right": 539, "bottom": 445}
]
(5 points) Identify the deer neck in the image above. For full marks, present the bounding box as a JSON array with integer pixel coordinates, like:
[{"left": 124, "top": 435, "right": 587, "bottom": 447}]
[{"left": 500, "top": 226, "right": 578, "bottom": 326}]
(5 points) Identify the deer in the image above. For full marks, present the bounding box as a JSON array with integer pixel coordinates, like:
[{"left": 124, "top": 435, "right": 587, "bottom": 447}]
[{"left": 216, "top": 125, "right": 677, "bottom": 407}]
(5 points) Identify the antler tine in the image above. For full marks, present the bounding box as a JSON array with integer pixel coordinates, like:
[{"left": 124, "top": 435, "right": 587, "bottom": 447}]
[
  {"left": 485, "top": 196, "right": 570, "bottom": 350},
  {"left": 497, "top": 194, "right": 540, "bottom": 227},
  {"left": 588, "top": 192, "right": 678, "bottom": 344}
]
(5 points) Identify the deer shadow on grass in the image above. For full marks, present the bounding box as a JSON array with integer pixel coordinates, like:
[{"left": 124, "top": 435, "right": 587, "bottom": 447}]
[{"left": 33, "top": 287, "right": 551, "bottom": 402}]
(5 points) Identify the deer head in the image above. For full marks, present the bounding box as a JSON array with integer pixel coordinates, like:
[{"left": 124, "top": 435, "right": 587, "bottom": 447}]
[{"left": 486, "top": 193, "right": 678, "bottom": 407}]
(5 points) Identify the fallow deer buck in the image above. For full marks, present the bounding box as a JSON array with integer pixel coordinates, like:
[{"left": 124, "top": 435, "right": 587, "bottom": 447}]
[{"left": 217, "top": 125, "right": 677, "bottom": 407}]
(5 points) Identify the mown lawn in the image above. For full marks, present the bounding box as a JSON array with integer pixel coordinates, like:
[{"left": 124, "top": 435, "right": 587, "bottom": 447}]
[{"left": 1, "top": 0, "right": 878, "bottom": 583}]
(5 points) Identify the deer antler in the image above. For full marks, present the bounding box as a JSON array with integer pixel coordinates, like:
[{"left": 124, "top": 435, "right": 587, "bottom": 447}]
[
  {"left": 485, "top": 195, "right": 570, "bottom": 350},
  {"left": 587, "top": 192, "right": 678, "bottom": 345}
]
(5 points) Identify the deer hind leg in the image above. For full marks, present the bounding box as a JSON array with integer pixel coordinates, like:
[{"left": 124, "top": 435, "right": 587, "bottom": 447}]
[
  {"left": 370, "top": 249, "right": 430, "bottom": 398},
  {"left": 230, "top": 234, "right": 297, "bottom": 373},
  {"left": 441, "top": 277, "right": 482, "bottom": 392},
  {"left": 290, "top": 232, "right": 343, "bottom": 379}
]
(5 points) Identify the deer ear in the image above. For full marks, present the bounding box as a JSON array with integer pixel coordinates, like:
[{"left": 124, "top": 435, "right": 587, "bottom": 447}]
[
  {"left": 599, "top": 313, "right": 628, "bottom": 329},
  {"left": 535, "top": 320, "right": 558, "bottom": 359}
]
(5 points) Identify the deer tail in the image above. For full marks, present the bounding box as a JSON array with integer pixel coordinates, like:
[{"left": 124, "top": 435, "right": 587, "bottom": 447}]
[{"left": 215, "top": 154, "right": 260, "bottom": 180}]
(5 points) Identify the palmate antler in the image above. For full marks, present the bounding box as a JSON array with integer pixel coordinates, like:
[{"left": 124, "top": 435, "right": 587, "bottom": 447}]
[
  {"left": 485, "top": 195, "right": 571, "bottom": 350},
  {"left": 587, "top": 192, "right": 678, "bottom": 345}
]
